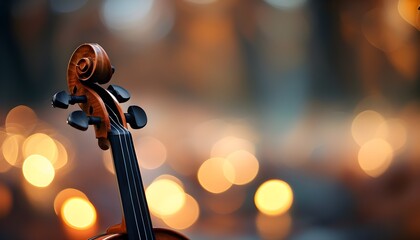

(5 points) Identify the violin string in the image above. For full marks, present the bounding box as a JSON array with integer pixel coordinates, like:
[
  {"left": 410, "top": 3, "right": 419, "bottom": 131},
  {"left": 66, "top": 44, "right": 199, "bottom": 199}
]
[
  {"left": 106, "top": 103, "right": 153, "bottom": 239},
  {"left": 105, "top": 104, "right": 143, "bottom": 239},
  {"left": 126, "top": 129, "right": 155, "bottom": 238}
]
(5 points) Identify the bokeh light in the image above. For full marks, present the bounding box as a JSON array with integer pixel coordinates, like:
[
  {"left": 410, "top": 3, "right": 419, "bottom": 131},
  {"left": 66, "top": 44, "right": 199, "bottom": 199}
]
[
  {"left": 52, "top": 139, "right": 69, "bottom": 169},
  {"left": 197, "top": 157, "right": 235, "bottom": 194},
  {"left": 5, "top": 105, "right": 38, "bottom": 136},
  {"left": 351, "top": 110, "right": 385, "bottom": 146},
  {"left": 0, "top": 131, "right": 12, "bottom": 172},
  {"left": 155, "top": 174, "right": 185, "bottom": 190},
  {"left": 23, "top": 133, "right": 58, "bottom": 165},
  {"left": 376, "top": 119, "right": 407, "bottom": 151},
  {"left": 2, "top": 134, "right": 24, "bottom": 167},
  {"left": 136, "top": 136, "right": 167, "bottom": 169},
  {"left": 225, "top": 150, "right": 259, "bottom": 185},
  {"left": 54, "top": 188, "right": 88, "bottom": 215},
  {"left": 398, "top": 0, "right": 420, "bottom": 30},
  {"left": 146, "top": 178, "right": 186, "bottom": 216},
  {"left": 255, "top": 180, "right": 293, "bottom": 216},
  {"left": 358, "top": 138, "right": 394, "bottom": 177},
  {"left": 0, "top": 183, "right": 13, "bottom": 218},
  {"left": 100, "top": 0, "right": 174, "bottom": 42},
  {"left": 162, "top": 194, "right": 200, "bottom": 230},
  {"left": 22, "top": 154, "right": 55, "bottom": 187},
  {"left": 211, "top": 136, "right": 255, "bottom": 157},
  {"left": 61, "top": 197, "right": 97, "bottom": 230}
]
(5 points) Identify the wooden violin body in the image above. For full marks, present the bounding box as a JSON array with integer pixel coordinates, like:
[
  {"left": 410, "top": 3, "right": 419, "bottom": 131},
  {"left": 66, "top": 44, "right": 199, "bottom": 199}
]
[
  {"left": 52, "top": 43, "right": 189, "bottom": 240},
  {"left": 91, "top": 228, "right": 188, "bottom": 240}
]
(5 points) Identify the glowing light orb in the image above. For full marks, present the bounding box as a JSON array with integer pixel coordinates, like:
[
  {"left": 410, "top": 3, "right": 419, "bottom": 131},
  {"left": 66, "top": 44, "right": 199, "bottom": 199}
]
[
  {"left": 53, "top": 139, "right": 69, "bottom": 169},
  {"left": 162, "top": 194, "right": 200, "bottom": 230},
  {"left": 61, "top": 197, "right": 97, "bottom": 230},
  {"left": 5, "top": 105, "right": 37, "bottom": 136},
  {"left": 377, "top": 119, "right": 407, "bottom": 151},
  {"left": 351, "top": 110, "right": 385, "bottom": 146},
  {"left": 54, "top": 188, "right": 88, "bottom": 215},
  {"left": 100, "top": 0, "right": 174, "bottom": 42},
  {"left": 136, "top": 136, "right": 167, "bottom": 169},
  {"left": 146, "top": 179, "right": 185, "bottom": 216},
  {"left": 22, "top": 154, "right": 55, "bottom": 187},
  {"left": 226, "top": 150, "right": 259, "bottom": 185},
  {"left": 211, "top": 136, "right": 255, "bottom": 157},
  {"left": 2, "top": 134, "right": 24, "bottom": 167},
  {"left": 254, "top": 180, "right": 293, "bottom": 216},
  {"left": 197, "top": 157, "right": 235, "bottom": 194},
  {"left": 398, "top": 0, "right": 420, "bottom": 30},
  {"left": 23, "top": 133, "right": 58, "bottom": 164},
  {"left": 358, "top": 138, "right": 393, "bottom": 177}
]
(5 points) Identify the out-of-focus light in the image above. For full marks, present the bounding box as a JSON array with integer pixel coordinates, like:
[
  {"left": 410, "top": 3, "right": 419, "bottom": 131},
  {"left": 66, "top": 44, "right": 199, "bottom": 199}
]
[
  {"left": 54, "top": 188, "right": 88, "bottom": 215},
  {"left": 0, "top": 183, "right": 13, "bottom": 218},
  {"left": 155, "top": 174, "right": 184, "bottom": 190},
  {"left": 49, "top": 0, "right": 87, "bottom": 13},
  {"left": 136, "top": 136, "right": 166, "bottom": 169},
  {"left": 2, "top": 134, "right": 25, "bottom": 166},
  {"left": 103, "top": 151, "right": 115, "bottom": 174},
  {"left": 61, "top": 197, "right": 97, "bottom": 230},
  {"left": 386, "top": 41, "right": 418, "bottom": 80},
  {"left": 351, "top": 110, "right": 385, "bottom": 146},
  {"left": 22, "top": 154, "right": 55, "bottom": 187},
  {"left": 146, "top": 178, "right": 186, "bottom": 216},
  {"left": 255, "top": 180, "right": 293, "bottom": 216},
  {"left": 0, "top": 131, "right": 12, "bottom": 172},
  {"left": 226, "top": 150, "right": 259, "bottom": 185},
  {"left": 162, "top": 194, "right": 199, "bottom": 230},
  {"left": 362, "top": 5, "right": 413, "bottom": 53},
  {"left": 102, "top": 0, "right": 153, "bottom": 30},
  {"left": 256, "top": 213, "right": 292, "bottom": 240},
  {"left": 398, "top": 0, "right": 420, "bottom": 30},
  {"left": 264, "top": 0, "right": 307, "bottom": 10},
  {"left": 23, "top": 133, "right": 58, "bottom": 165},
  {"left": 5, "top": 105, "right": 37, "bottom": 136},
  {"left": 100, "top": 0, "right": 174, "bottom": 42},
  {"left": 53, "top": 139, "right": 69, "bottom": 169},
  {"left": 197, "top": 157, "right": 235, "bottom": 194},
  {"left": 377, "top": 119, "right": 407, "bottom": 151},
  {"left": 211, "top": 136, "right": 255, "bottom": 157},
  {"left": 358, "top": 138, "right": 393, "bottom": 177}
]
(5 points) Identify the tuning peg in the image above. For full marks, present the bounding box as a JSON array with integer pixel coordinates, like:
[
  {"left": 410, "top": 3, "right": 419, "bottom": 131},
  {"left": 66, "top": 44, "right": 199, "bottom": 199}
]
[
  {"left": 107, "top": 85, "right": 130, "bottom": 103},
  {"left": 67, "top": 111, "right": 101, "bottom": 131},
  {"left": 52, "top": 91, "right": 87, "bottom": 109},
  {"left": 125, "top": 106, "right": 147, "bottom": 129}
]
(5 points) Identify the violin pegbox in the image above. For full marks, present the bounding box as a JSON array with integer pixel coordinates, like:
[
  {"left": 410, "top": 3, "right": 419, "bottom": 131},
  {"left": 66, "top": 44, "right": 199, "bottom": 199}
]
[{"left": 52, "top": 43, "right": 147, "bottom": 150}]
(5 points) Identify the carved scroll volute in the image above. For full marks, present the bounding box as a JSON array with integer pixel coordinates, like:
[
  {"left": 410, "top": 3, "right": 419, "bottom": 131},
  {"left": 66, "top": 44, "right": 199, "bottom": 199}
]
[{"left": 66, "top": 43, "right": 127, "bottom": 149}]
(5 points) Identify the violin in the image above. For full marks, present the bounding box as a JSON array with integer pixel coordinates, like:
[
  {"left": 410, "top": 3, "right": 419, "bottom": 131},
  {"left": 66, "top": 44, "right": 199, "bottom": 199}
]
[{"left": 52, "top": 43, "right": 188, "bottom": 240}]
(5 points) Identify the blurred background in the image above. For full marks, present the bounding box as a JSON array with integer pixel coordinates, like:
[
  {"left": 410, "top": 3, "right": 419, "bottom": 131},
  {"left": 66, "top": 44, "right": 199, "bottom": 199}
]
[{"left": 0, "top": 0, "right": 420, "bottom": 239}]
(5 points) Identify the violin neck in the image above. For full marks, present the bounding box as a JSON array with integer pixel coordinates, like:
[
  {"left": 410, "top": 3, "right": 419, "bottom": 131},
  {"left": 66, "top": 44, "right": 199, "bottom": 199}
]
[{"left": 108, "top": 129, "right": 155, "bottom": 240}]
